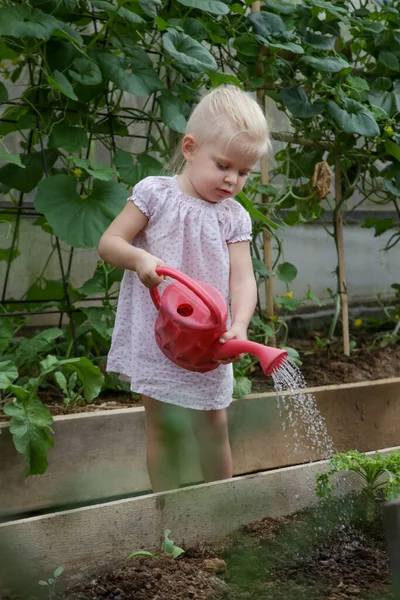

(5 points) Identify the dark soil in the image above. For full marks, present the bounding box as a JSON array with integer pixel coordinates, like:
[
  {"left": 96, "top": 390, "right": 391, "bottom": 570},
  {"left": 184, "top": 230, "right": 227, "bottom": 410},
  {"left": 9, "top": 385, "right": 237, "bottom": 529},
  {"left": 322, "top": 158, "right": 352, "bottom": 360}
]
[
  {"left": 250, "top": 336, "right": 400, "bottom": 394},
  {"left": 7, "top": 497, "right": 390, "bottom": 600}
]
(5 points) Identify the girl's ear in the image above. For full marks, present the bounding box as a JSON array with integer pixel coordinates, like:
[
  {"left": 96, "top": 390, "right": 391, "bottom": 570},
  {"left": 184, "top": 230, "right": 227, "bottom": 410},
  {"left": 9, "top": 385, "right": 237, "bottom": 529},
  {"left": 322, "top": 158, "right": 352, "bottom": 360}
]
[{"left": 181, "top": 134, "right": 197, "bottom": 160}]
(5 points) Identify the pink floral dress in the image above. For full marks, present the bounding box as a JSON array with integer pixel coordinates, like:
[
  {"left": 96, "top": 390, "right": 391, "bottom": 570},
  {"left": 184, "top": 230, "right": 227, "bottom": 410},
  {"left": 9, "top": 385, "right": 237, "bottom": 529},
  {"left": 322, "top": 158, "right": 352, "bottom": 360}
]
[{"left": 107, "top": 175, "right": 252, "bottom": 410}]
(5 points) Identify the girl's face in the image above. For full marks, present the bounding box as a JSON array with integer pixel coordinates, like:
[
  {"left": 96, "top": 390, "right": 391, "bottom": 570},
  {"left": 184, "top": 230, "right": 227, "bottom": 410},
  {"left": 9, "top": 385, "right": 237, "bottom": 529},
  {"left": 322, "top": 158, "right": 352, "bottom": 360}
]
[{"left": 180, "top": 136, "right": 257, "bottom": 204}]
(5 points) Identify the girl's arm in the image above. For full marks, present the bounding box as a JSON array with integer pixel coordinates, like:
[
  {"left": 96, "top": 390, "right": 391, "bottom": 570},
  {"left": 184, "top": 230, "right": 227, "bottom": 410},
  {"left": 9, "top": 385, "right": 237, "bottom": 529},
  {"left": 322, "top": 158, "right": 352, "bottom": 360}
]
[
  {"left": 98, "top": 202, "right": 164, "bottom": 288},
  {"left": 218, "top": 241, "right": 257, "bottom": 361}
]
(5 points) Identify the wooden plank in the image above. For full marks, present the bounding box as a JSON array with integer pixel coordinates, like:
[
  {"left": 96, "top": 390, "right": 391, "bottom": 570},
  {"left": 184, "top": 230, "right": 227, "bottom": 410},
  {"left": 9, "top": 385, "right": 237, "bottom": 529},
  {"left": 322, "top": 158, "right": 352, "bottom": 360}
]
[
  {"left": 1, "top": 446, "right": 397, "bottom": 594},
  {"left": 1, "top": 378, "right": 400, "bottom": 518}
]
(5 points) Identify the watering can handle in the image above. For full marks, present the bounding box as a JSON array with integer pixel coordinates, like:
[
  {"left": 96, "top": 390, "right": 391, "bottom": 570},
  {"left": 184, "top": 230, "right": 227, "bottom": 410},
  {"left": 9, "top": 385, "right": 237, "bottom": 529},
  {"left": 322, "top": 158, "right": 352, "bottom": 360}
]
[{"left": 149, "top": 266, "right": 224, "bottom": 324}]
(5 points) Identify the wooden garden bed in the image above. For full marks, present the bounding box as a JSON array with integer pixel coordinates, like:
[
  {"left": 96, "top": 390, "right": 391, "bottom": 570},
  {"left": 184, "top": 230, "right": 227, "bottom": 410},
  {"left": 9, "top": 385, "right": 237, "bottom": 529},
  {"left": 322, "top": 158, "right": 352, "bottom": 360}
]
[{"left": 1, "top": 378, "right": 400, "bottom": 520}]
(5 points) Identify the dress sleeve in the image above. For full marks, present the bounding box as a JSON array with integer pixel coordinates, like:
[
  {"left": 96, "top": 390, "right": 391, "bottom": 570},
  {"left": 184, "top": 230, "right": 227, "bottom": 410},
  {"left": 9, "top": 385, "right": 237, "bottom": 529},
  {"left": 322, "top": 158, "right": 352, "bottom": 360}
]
[
  {"left": 226, "top": 204, "right": 253, "bottom": 244},
  {"left": 127, "top": 177, "right": 156, "bottom": 218}
]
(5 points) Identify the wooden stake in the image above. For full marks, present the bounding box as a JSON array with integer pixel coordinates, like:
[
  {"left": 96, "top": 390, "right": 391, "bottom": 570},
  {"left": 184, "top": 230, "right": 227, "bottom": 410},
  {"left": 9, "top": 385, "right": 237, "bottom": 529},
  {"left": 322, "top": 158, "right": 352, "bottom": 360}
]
[
  {"left": 252, "top": 0, "right": 275, "bottom": 344},
  {"left": 334, "top": 152, "right": 350, "bottom": 356}
]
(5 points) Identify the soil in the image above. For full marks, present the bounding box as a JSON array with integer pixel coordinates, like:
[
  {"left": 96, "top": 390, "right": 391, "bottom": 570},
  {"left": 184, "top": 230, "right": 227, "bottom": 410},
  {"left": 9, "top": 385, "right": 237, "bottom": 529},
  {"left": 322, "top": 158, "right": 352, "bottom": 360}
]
[
  {"left": 3, "top": 497, "right": 392, "bottom": 600},
  {"left": 249, "top": 336, "right": 400, "bottom": 394}
]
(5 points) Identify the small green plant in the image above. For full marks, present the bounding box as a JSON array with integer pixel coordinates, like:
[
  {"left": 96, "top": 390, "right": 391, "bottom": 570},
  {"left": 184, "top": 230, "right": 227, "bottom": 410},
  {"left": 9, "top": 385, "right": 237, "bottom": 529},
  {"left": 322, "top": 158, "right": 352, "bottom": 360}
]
[
  {"left": 38, "top": 566, "right": 64, "bottom": 600},
  {"left": 316, "top": 450, "right": 400, "bottom": 520},
  {"left": 53, "top": 370, "right": 85, "bottom": 410},
  {"left": 128, "top": 529, "right": 184, "bottom": 560}
]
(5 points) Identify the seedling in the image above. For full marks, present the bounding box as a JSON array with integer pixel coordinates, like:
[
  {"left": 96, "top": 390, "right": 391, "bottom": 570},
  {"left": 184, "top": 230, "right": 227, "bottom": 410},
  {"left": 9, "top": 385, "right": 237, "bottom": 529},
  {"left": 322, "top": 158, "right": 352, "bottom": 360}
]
[
  {"left": 38, "top": 566, "right": 64, "bottom": 599},
  {"left": 316, "top": 450, "right": 400, "bottom": 520},
  {"left": 128, "top": 529, "right": 184, "bottom": 559}
]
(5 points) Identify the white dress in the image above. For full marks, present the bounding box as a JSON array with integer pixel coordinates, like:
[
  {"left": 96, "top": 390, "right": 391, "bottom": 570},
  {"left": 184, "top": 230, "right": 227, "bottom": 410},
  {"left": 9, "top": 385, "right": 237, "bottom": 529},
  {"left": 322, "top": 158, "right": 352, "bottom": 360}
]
[{"left": 107, "top": 175, "right": 252, "bottom": 410}]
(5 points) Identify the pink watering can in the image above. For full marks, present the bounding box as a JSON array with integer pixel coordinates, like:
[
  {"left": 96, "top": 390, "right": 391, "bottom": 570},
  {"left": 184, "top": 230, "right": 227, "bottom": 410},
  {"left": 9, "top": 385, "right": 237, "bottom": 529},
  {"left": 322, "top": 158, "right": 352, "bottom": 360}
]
[{"left": 150, "top": 266, "right": 287, "bottom": 376}]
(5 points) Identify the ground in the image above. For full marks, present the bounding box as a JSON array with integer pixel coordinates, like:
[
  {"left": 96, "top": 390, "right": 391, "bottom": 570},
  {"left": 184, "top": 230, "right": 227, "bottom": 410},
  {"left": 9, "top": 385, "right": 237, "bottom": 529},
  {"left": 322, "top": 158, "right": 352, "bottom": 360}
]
[{"left": 49, "top": 498, "right": 393, "bottom": 600}]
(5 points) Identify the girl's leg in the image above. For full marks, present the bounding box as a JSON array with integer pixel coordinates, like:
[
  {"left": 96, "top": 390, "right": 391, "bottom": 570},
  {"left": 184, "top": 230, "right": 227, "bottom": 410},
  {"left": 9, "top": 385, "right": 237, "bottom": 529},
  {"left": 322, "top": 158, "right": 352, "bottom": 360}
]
[
  {"left": 191, "top": 408, "right": 232, "bottom": 483},
  {"left": 142, "top": 395, "right": 183, "bottom": 493}
]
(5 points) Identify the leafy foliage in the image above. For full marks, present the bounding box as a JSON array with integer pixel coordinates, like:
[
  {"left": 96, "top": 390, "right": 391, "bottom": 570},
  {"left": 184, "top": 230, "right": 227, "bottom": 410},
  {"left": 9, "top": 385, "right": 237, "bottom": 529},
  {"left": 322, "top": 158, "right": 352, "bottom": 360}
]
[{"left": 316, "top": 450, "right": 400, "bottom": 520}]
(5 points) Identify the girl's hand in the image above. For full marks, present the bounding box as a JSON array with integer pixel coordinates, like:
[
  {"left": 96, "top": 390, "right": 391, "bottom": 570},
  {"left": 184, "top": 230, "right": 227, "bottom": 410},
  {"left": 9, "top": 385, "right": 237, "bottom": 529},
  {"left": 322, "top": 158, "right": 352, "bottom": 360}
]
[
  {"left": 217, "top": 323, "right": 248, "bottom": 364},
  {"left": 136, "top": 253, "right": 165, "bottom": 288}
]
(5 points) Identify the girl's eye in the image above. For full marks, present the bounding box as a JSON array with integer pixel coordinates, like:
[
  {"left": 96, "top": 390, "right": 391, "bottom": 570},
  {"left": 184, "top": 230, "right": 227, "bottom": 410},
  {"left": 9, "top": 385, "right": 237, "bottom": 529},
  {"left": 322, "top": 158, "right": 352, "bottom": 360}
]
[
  {"left": 217, "top": 162, "right": 229, "bottom": 171},
  {"left": 239, "top": 172, "right": 249, "bottom": 177}
]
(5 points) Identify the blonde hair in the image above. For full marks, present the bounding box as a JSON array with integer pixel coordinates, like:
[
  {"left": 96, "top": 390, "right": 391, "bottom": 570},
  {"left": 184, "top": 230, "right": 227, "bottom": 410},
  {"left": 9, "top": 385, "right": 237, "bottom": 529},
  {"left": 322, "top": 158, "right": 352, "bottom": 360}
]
[{"left": 169, "top": 85, "right": 271, "bottom": 173}]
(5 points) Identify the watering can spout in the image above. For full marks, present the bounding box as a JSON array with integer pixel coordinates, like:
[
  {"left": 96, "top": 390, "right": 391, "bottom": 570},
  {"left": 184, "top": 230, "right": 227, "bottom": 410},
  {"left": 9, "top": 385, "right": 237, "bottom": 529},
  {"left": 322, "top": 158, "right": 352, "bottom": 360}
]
[{"left": 212, "top": 340, "right": 288, "bottom": 376}]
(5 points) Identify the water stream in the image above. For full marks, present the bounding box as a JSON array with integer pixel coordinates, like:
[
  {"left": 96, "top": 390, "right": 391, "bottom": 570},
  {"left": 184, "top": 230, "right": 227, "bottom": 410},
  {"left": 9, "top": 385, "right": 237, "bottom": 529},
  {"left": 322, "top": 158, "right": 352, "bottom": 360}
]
[{"left": 272, "top": 358, "right": 336, "bottom": 459}]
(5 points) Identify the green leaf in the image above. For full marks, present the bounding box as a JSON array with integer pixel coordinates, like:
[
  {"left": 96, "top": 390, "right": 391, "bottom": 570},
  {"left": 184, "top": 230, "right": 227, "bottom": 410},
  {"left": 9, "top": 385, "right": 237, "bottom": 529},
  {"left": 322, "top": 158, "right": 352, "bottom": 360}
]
[
  {"left": 0, "top": 82, "right": 8, "bottom": 102},
  {"left": 236, "top": 191, "right": 279, "bottom": 229},
  {"left": 234, "top": 34, "right": 260, "bottom": 58},
  {"left": 73, "top": 157, "right": 117, "bottom": 181},
  {"left": 14, "top": 329, "right": 63, "bottom": 369},
  {"left": 0, "top": 150, "right": 58, "bottom": 193},
  {"left": 3, "top": 397, "right": 54, "bottom": 476},
  {"left": 38, "top": 581, "right": 49, "bottom": 587},
  {"left": 60, "top": 357, "right": 104, "bottom": 401},
  {"left": 252, "top": 257, "right": 269, "bottom": 280},
  {"left": 0, "top": 246, "right": 20, "bottom": 263},
  {"left": 162, "top": 30, "right": 217, "bottom": 76},
  {"left": 251, "top": 315, "right": 274, "bottom": 337},
  {"left": 267, "top": 41, "right": 304, "bottom": 55},
  {"left": 264, "top": 0, "right": 296, "bottom": 14},
  {"left": 208, "top": 72, "right": 242, "bottom": 87},
  {"left": 326, "top": 99, "right": 380, "bottom": 137},
  {"left": 279, "top": 87, "right": 323, "bottom": 118},
  {"left": 114, "top": 6, "right": 144, "bottom": 23},
  {"left": 157, "top": 94, "right": 188, "bottom": 133},
  {"left": 346, "top": 74, "right": 369, "bottom": 93},
  {"left": 379, "top": 51, "right": 399, "bottom": 71},
  {"left": 280, "top": 346, "right": 301, "bottom": 365},
  {"left": 0, "top": 361, "right": 18, "bottom": 389},
  {"left": 177, "top": 0, "right": 229, "bottom": 15},
  {"left": 384, "top": 178, "right": 400, "bottom": 197},
  {"left": 0, "top": 150, "right": 26, "bottom": 168},
  {"left": 40, "top": 355, "right": 60, "bottom": 375},
  {"left": 76, "top": 262, "right": 123, "bottom": 296},
  {"left": 307, "top": 287, "right": 325, "bottom": 307},
  {"left": 368, "top": 89, "right": 400, "bottom": 119},
  {"left": 54, "top": 371, "right": 68, "bottom": 396},
  {"left": 53, "top": 22, "right": 84, "bottom": 46},
  {"left": 275, "top": 295, "right": 302, "bottom": 310},
  {"left": 68, "top": 58, "right": 103, "bottom": 86},
  {"left": 80, "top": 306, "right": 114, "bottom": 339},
  {"left": 248, "top": 12, "right": 287, "bottom": 38},
  {"left": 48, "top": 123, "right": 88, "bottom": 153},
  {"left": 304, "top": 32, "right": 335, "bottom": 50},
  {"left": 113, "top": 151, "right": 161, "bottom": 187},
  {"left": 95, "top": 52, "right": 163, "bottom": 97},
  {"left": 48, "top": 70, "right": 78, "bottom": 101},
  {"left": 35, "top": 175, "right": 127, "bottom": 248},
  {"left": 0, "top": 317, "right": 14, "bottom": 354},
  {"left": 276, "top": 262, "right": 297, "bottom": 283},
  {"left": 53, "top": 566, "right": 64, "bottom": 578},
  {"left": 0, "top": 106, "right": 36, "bottom": 137},
  {"left": 300, "top": 55, "right": 350, "bottom": 73},
  {"left": 0, "top": 6, "right": 60, "bottom": 40},
  {"left": 162, "top": 530, "right": 185, "bottom": 559},
  {"left": 25, "top": 278, "right": 81, "bottom": 310},
  {"left": 385, "top": 140, "right": 400, "bottom": 162},
  {"left": 233, "top": 376, "right": 252, "bottom": 399},
  {"left": 362, "top": 216, "right": 394, "bottom": 237}
]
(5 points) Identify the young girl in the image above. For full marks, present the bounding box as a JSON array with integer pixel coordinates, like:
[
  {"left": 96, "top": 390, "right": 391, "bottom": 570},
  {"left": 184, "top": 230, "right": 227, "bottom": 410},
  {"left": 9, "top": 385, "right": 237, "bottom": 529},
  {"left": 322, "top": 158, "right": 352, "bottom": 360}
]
[{"left": 98, "top": 85, "right": 271, "bottom": 493}]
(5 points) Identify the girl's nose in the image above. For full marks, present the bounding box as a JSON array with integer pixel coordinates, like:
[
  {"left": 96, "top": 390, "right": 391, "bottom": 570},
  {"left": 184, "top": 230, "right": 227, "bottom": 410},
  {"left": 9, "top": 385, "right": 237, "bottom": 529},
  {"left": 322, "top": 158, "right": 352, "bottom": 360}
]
[{"left": 224, "top": 171, "right": 238, "bottom": 185}]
